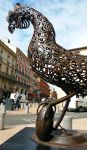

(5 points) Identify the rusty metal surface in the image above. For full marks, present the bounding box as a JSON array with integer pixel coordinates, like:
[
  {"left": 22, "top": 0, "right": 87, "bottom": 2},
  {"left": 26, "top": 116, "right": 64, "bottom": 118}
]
[{"left": 32, "top": 129, "right": 87, "bottom": 149}]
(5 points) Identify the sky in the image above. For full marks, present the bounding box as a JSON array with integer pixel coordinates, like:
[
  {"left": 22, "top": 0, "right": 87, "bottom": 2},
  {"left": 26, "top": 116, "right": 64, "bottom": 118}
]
[
  {"left": 0, "top": 0, "right": 87, "bottom": 93},
  {"left": 0, "top": 0, "right": 87, "bottom": 55}
]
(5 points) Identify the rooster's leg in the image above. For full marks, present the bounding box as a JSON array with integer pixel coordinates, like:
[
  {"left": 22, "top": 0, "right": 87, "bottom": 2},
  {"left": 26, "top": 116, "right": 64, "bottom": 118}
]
[
  {"left": 49, "top": 91, "right": 76, "bottom": 129},
  {"left": 54, "top": 99, "right": 70, "bottom": 129}
]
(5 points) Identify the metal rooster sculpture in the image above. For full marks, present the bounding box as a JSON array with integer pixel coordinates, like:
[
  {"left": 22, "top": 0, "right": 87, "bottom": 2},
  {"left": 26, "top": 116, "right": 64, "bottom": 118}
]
[{"left": 6, "top": 3, "right": 87, "bottom": 145}]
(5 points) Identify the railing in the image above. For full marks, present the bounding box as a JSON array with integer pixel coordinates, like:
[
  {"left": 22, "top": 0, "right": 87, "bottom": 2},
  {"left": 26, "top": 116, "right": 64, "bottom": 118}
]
[
  {"left": 0, "top": 71, "right": 16, "bottom": 81},
  {"left": 16, "top": 81, "right": 30, "bottom": 88},
  {"left": 15, "top": 68, "right": 30, "bottom": 79}
]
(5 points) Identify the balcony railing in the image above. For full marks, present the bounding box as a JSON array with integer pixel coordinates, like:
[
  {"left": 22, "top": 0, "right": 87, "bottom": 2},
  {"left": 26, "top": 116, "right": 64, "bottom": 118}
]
[
  {"left": 15, "top": 69, "right": 30, "bottom": 79},
  {"left": 0, "top": 70, "right": 16, "bottom": 82},
  {"left": 16, "top": 81, "right": 30, "bottom": 88}
]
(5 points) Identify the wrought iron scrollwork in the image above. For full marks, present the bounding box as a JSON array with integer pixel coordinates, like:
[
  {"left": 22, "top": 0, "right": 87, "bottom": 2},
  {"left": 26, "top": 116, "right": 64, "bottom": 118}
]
[{"left": 6, "top": 3, "right": 87, "bottom": 144}]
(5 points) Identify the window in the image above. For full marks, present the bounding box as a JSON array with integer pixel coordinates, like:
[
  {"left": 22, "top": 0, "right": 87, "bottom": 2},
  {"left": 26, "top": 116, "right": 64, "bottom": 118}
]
[
  {"left": 16, "top": 75, "right": 17, "bottom": 80},
  {"left": 7, "top": 55, "right": 10, "bottom": 65},
  {"left": 7, "top": 55, "right": 10, "bottom": 59},
  {"left": 12, "top": 58, "right": 14, "bottom": 67},
  {"left": 21, "top": 56, "right": 22, "bottom": 62},
  {"left": 1, "top": 50, "right": 3, "bottom": 55},
  {"left": 17, "top": 64, "right": 19, "bottom": 70},
  {"left": 22, "top": 67, "right": 24, "bottom": 74},
  {"left": 0, "top": 64, "right": 1, "bottom": 71},
  {"left": 0, "top": 50, "right": 3, "bottom": 58},
  {"left": 12, "top": 58, "right": 14, "bottom": 62},
  {"left": 24, "top": 59, "right": 25, "bottom": 64},
  {"left": 17, "top": 53, "right": 19, "bottom": 59},
  {"left": 11, "top": 70, "right": 13, "bottom": 76},
  {"left": 6, "top": 67, "right": 9, "bottom": 74}
]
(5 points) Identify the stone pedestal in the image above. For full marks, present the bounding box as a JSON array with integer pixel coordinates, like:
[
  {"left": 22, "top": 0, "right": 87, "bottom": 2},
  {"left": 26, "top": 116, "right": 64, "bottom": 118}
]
[
  {"left": 21, "top": 103, "right": 24, "bottom": 109},
  {"left": 25, "top": 105, "right": 29, "bottom": 114},
  {"left": 0, "top": 127, "right": 87, "bottom": 150}
]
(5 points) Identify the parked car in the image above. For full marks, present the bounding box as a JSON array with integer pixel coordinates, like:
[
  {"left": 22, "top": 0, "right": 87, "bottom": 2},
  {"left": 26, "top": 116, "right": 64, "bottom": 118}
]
[
  {"left": 63, "top": 95, "right": 87, "bottom": 112},
  {"left": 67, "top": 95, "right": 87, "bottom": 112}
]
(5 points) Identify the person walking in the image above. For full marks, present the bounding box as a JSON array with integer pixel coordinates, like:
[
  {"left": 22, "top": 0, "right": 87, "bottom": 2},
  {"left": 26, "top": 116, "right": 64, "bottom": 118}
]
[{"left": 10, "top": 87, "right": 21, "bottom": 110}]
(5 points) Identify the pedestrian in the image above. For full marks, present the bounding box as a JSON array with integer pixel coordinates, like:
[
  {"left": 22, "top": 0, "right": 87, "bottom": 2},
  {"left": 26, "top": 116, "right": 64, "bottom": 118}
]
[{"left": 10, "top": 87, "right": 21, "bottom": 110}]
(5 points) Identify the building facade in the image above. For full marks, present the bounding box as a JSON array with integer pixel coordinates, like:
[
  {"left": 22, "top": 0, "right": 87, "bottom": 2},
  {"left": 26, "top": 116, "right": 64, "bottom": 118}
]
[
  {"left": 0, "top": 40, "right": 16, "bottom": 100},
  {"left": 14, "top": 48, "right": 31, "bottom": 99},
  {"left": 0, "top": 38, "right": 66, "bottom": 102},
  {"left": 40, "top": 79, "right": 50, "bottom": 99},
  {"left": 69, "top": 46, "right": 87, "bottom": 55},
  {"left": 2, "top": 39, "right": 40, "bottom": 101}
]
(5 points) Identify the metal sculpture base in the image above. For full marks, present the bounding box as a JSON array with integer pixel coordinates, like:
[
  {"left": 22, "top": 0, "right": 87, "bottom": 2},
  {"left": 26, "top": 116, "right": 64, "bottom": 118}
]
[
  {"left": 32, "top": 129, "right": 87, "bottom": 149},
  {"left": 0, "top": 127, "right": 87, "bottom": 150}
]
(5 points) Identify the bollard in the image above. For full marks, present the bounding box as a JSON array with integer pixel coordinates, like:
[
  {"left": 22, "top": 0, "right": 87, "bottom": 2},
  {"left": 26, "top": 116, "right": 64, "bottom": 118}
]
[
  {"left": 0, "top": 113, "right": 5, "bottom": 130},
  {"left": 61, "top": 116, "right": 73, "bottom": 130},
  {"left": 25, "top": 104, "right": 29, "bottom": 114},
  {"left": 1, "top": 104, "right": 6, "bottom": 114},
  {"left": 24, "top": 103, "right": 27, "bottom": 108},
  {"left": 21, "top": 103, "right": 24, "bottom": 109},
  {"left": 0, "top": 103, "right": 3, "bottom": 106}
]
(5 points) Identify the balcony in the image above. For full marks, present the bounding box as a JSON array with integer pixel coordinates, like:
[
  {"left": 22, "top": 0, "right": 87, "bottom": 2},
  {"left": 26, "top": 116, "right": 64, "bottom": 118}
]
[
  {"left": 16, "top": 81, "right": 30, "bottom": 88},
  {"left": 15, "top": 69, "right": 30, "bottom": 79},
  {"left": 0, "top": 70, "right": 16, "bottom": 82}
]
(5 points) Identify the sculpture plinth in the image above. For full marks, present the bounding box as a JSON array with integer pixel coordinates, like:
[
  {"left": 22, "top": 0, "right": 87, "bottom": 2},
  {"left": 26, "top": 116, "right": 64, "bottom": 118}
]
[
  {"left": 0, "top": 127, "right": 87, "bottom": 150},
  {"left": 32, "top": 129, "right": 87, "bottom": 149}
]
